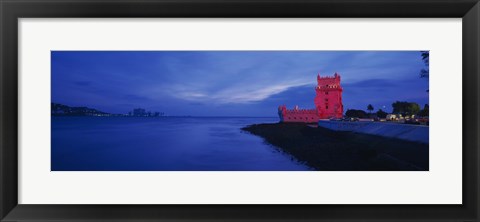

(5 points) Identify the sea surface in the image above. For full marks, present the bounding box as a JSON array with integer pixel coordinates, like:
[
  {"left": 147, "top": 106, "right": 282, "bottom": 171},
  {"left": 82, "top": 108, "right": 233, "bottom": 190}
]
[{"left": 51, "top": 117, "right": 310, "bottom": 171}]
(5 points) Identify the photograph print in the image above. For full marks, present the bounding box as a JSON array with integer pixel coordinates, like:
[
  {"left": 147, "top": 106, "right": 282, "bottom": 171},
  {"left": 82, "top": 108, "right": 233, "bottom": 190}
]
[{"left": 51, "top": 51, "right": 429, "bottom": 171}]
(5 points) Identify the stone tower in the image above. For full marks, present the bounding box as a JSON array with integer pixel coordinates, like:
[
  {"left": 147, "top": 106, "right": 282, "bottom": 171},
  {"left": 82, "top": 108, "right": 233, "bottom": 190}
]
[{"left": 314, "top": 73, "right": 343, "bottom": 119}]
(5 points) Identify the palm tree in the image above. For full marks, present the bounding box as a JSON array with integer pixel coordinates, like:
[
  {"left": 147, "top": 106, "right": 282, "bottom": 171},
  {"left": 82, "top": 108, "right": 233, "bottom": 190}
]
[{"left": 367, "top": 104, "right": 374, "bottom": 114}]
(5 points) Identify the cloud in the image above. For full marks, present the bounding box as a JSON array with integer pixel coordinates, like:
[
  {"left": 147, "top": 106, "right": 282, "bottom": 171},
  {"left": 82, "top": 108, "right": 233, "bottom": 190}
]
[
  {"left": 213, "top": 82, "right": 311, "bottom": 104},
  {"left": 163, "top": 79, "right": 312, "bottom": 104},
  {"left": 342, "top": 79, "right": 398, "bottom": 88}
]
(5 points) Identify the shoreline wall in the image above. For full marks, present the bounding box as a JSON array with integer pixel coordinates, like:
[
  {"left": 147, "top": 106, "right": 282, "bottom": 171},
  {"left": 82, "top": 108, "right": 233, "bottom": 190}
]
[{"left": 318, "top": 121, "right": 429, "bottom": 144}]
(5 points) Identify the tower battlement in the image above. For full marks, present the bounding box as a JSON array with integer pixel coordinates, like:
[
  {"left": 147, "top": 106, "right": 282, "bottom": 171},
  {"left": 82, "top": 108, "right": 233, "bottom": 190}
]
[
  {"left": 317, "top": 73, "right": 341, "bottom": 86},
  {"left": 317, "top": 72, "right": 340, "bottom": 79}
]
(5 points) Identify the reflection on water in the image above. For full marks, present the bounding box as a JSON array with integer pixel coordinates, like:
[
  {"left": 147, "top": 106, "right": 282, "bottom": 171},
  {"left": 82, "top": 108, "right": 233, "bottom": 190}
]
[{"left": 51, "top": 117, "right": 310, "bottom": 171}]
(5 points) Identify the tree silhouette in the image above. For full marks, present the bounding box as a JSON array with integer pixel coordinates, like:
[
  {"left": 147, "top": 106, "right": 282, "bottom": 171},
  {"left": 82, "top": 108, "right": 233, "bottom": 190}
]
[
  {"left": 346, "top": 109, "right": 367, "bottom": 118},
  {"left": 392, "top": 101, "right": 420, "bottom": 116},
  {"left": 367, "top": 104, "right": 374, "bottom": 114},
  {"left": 420, "top": 51, "right": 429, "bottom": 92},
  {"left": 418, "top": 104, "right": 429, "bottom": 117},
  {"left": 376, "top": 109, "right": 388, "bottom": 118}
]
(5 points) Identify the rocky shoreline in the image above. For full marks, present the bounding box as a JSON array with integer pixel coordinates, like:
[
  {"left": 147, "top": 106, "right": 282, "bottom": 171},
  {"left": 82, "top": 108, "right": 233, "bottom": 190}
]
[{"left": 241, "top": 123, "right": 428, "bottom": 171}]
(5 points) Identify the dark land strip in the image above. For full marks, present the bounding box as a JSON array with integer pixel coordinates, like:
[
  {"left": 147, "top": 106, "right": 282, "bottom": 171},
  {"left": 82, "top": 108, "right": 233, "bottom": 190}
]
[{"left": 242, "top": 123, "right": 429, "bottom": 171}]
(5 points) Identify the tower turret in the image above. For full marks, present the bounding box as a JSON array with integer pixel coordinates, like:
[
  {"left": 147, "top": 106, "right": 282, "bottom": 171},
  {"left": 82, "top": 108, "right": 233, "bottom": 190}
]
[{"left": 314, "top": 73, "right": 343, "bottom": 119}]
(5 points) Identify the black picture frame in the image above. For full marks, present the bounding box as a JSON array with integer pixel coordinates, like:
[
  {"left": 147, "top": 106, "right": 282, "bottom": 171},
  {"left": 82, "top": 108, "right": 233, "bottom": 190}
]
[{"left": 1, "top": 0, "right": 479, "bottom": 221}]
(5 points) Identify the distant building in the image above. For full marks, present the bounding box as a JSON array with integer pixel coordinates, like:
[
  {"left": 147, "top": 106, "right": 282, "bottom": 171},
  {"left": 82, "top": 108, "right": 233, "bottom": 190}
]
[
  {"left": 129, "top": 108, "right": 164, "bottom": 117},
  {"left": 133, "top": 108, "right": 146, "bottom": 117},
  {"left": 278, "top": 73, "right": 344, "bottom": 123},
  {"left": 387, "top": 114, "right": 408, "bottom": 121}
]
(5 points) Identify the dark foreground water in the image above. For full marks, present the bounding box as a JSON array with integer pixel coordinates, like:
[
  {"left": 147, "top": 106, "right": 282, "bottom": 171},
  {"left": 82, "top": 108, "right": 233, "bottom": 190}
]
[{"left": 51, "top": 117, "right": 310, "bottom": 171}]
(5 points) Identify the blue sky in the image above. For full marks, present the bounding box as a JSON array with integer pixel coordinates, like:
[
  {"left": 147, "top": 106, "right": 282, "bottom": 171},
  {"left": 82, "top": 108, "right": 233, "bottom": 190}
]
[{"left": 51, "top": 51, "right": 429, "bottom": 117}]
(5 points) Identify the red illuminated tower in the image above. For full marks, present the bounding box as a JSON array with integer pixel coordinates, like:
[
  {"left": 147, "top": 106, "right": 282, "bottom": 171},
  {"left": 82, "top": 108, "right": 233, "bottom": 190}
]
[{"left": 314, "top": 73, "right": 343, "bottom": 119}]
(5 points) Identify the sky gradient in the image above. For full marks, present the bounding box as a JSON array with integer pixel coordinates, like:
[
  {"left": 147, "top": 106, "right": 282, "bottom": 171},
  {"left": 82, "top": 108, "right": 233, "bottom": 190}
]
[{"left": 51, "top": 51, "right": 429, "bottom": 117}]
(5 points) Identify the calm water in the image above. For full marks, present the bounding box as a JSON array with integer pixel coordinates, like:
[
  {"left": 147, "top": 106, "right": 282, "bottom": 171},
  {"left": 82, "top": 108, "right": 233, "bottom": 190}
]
[{"left": 51, "top": 117, "right": 310, "bottom": 171}]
